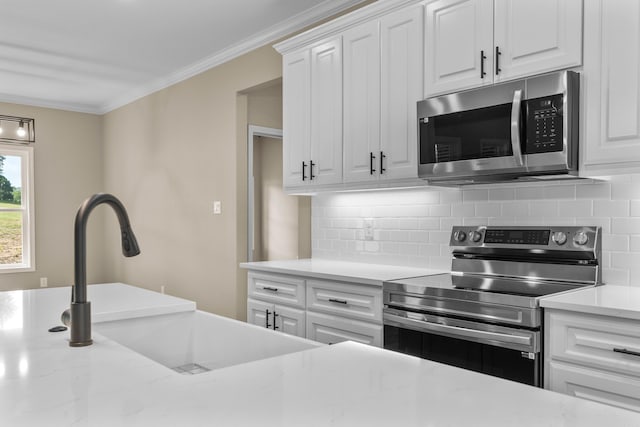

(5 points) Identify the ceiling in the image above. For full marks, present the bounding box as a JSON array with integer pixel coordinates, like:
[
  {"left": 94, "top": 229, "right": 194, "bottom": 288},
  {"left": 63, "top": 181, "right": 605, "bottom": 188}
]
[{"left": 0, "top": 0, "right": 365, "bottom": 114}]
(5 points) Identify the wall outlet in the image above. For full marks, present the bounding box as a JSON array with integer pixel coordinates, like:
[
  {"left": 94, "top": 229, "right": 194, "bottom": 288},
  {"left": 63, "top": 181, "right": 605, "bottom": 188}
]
[
  {"left": 213, "top": 201, "right": 222, "bottom": 215},
  {"left": 364, "top": 218, "right": 374, "bottom": 241},
  {"left": 160, "top": 285, "right": 166, "bottom": 294},
  {"left": 40, "top": 277, "right": 48, "bottom": 287}
]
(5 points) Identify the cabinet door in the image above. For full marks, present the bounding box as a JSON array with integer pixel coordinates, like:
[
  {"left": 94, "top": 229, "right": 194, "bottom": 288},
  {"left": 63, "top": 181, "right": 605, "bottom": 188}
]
[
  {"left": 424, "top": 0, "right": 493, "bottom": 97},
  {"left": 310, "top": 38, "right": 343, "bottom": 186},
  {"left": 282, "top": 49, "right": 311, "bottom": 188},
  {"left": 274, "top": 305, "right": 306, "bottom": 338},
  {"left": 582, "top": 0, "right": 640, "bottom": 174},
  {"left": 494, "top": 0, "right": 582, "bottom": 83},
  {"left": 247, "top": 298, "right": 273, "bottom": 329},
  {"left": 380, "top": 4, "right": 422, "bottom": 181},
  {"left": 343, "top": 21, "right": 381, "bottom": 184},
  {"left": 306, "top": 311, "right": 383, "bottom": 347}
]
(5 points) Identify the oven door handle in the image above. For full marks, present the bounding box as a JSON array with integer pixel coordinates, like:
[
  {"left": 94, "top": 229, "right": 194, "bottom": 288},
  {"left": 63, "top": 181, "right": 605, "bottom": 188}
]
[
  {"left": 384, "top": 311, "right": 533, "bottom": 349},
  {"left": 510, "top": 89, "right": 524, "bottom": 167}
]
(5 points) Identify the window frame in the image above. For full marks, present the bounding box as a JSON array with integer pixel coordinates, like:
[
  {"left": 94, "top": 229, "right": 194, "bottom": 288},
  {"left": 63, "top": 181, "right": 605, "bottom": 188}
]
[{"left": 0, "top": 143, "right": 35, "bottom": 273}]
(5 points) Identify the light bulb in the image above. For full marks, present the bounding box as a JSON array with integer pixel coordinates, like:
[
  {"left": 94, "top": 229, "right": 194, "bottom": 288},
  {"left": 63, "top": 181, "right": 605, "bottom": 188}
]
[
  {"left": 0, "top": 122, "right": 3, "bottom": 135},
  {"left": 16, "top": 121, "right": 26, "bottom": 138}
]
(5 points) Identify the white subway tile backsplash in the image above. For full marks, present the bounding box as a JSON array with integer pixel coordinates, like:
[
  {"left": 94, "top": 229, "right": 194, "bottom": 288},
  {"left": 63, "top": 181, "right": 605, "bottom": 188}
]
[
  {"left": 312, "top": 178, "right": 640, "bottom": 287},
  {"left": 594, "top": 200, "right": 629, "bottom": 217},
  {"left": 475, "top": 202, "right": 501, "bottom": 217},
  {"left": 462, "top": 189, "right": 489, "bottom": 202},
  {"left": 529, "top": 201, "right": 558, "bottom": 217},
  {"left": 488, "top": 188, "right": 515, "bottom": 201},
  {"left": 558, "top": 200, "right": 592, "bottom": 217},
  {"left": 576, "top": 182, "right": 611, "bottom": 199}
]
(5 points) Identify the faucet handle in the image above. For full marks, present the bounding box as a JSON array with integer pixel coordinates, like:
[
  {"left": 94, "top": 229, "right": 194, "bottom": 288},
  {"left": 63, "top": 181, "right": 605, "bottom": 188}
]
[{"left": 61, "top": 309, "right": 71, "bottom": 326}]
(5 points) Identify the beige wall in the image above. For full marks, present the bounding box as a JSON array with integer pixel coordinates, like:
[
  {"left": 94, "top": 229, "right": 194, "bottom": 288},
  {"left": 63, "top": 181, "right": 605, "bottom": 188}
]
[
  {"left": 0, "top": 102, "right": 104, "bottom": 291},
  {"left": 102, "top": 45, "right": 283, "bottom": 319}
]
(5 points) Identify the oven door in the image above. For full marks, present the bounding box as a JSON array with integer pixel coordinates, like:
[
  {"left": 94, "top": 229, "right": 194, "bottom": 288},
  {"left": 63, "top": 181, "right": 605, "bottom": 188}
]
[
  {"left": 383, "top": 308, "right": 541, "bottom": 386},
  {"left": 418, "top": 79, "right": 527, "bottom": 181}
]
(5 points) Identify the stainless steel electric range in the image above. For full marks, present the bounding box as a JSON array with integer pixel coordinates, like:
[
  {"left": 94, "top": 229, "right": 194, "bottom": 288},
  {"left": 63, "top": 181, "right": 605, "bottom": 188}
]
[{"left": 383, "top": 225, "right": 602, "bottom": 387}]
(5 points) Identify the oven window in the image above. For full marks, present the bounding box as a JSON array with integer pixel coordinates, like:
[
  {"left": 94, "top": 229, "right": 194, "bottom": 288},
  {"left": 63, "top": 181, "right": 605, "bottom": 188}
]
[
  {"left": 420, "top": 103, "right": 514, "bottom": 165},
  {"left": 384, "top": 325, "right": 539, "bottom": 386}
]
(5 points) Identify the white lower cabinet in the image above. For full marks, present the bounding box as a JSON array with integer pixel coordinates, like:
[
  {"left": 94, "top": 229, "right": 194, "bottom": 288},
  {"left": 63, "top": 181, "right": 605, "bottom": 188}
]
[
  {"left": 306, "top": 311, "right": 383, "bottom": 347},
  {"left": 247, "top": 298, "right": 306, "bottom": 338},
  {"left": 545, "top": 309, "right": 640, "bottom": 412},
  {"left": 246, "top": 270, "right": 383, "bottom": 347}
]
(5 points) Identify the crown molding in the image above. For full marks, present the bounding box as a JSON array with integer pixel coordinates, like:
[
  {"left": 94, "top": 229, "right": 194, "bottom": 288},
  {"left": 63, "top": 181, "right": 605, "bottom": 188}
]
[
  {"left": 0, "top": 93, "right": 101, "bottom": 115},
  {"left": 274, "top": 0, "right": 420, "bottom": 54}
]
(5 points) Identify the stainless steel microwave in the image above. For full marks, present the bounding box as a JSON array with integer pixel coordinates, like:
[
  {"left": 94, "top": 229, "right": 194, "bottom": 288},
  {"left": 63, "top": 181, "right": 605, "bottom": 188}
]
[{"left": 417, "top": 71, "right": 579, "bottom": 184}]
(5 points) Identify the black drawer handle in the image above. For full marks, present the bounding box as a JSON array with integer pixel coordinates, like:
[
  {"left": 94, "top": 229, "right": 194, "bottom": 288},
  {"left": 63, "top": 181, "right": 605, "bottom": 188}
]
[
  {"left": 273, "top": 311, "right": 279, "bottom": 330},
  {"left": 263, "top": 286, "right": 279, "bottom": 292},
  {"left": 613, "top": 347, "right": 640, "bottom": 357},
  {"left": 328, "top": 298, "right": 348, "bottom": 305},
  {"left": 265, "top": 309, "right": 271, "bottom": 329}
]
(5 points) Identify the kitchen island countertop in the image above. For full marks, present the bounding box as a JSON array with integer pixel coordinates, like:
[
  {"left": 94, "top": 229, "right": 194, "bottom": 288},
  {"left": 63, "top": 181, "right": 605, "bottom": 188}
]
[{"left": 2, "top": 283, "right": 640, "bottom": 426}]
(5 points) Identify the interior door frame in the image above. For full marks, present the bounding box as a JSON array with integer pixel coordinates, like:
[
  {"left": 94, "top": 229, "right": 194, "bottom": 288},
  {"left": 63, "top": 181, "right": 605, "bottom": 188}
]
[{"left": 247, "top": 125, "right": 283, "bottom": 262}]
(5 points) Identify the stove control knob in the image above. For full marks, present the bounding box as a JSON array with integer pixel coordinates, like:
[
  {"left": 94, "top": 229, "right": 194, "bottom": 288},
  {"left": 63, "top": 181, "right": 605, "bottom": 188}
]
[
  {"left": 552, "top": 231, "right": 567, "bottom": 245},
  {"left": 469, "top": 231, "right": 482, "bottom": 242},
  {"left": 453, "top": 230, "right": 467, "bottom": 242},
  {"left": 573, "top": 231, "right": 589, "bottom": 246}
]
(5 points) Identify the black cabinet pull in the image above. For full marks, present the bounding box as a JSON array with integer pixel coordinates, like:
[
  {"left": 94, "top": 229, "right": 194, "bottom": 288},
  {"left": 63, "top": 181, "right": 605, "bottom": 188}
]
[
  {"left": 495, "top": 46, "right": 501, "bottom": 75},
  {"left": 613, "top": 347, "right": 640, "bottom": 357},
  {"left": 263, "top": 286, "right": 278, "bottom": 292},
  {"left": 302, "top": 161, "right": 307, "bottom": 181},
  {"left": 265, "top": 309, "right": 271, "bottom": 329},
  {"left": 310, "top": 160, "right": 316, "bottom": 180},
  {"left": 328, "top": 298, "right": 348, "bottom": 305},
  {"left": 380, "top": 151, "right": 386, "bottom": 174},
  {"left": 273, "top": 311, "right": 279, "bottom": 330},
  {"left": 480, "top": 50, "right": 487, "bottom": 78},
  {"left": 370, "top": 152, "right": 376, "bottom": 175}
]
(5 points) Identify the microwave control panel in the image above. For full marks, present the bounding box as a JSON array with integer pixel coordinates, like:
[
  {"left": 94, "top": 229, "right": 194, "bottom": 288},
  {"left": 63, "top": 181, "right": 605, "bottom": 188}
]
[{"left": 525, "top": 94, "right": 563, "bottom": 154}]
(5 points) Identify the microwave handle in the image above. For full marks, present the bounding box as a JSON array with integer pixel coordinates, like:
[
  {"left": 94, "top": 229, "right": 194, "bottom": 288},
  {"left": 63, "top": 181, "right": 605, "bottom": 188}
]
[{"left": 510, "top": 89, "right": 524, "bottom": 167}]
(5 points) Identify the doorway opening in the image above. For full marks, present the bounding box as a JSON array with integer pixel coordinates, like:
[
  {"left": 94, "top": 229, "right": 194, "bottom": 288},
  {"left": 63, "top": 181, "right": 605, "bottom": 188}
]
[{"left": 247, "top": 126, "right": 311, "bottom": 262}]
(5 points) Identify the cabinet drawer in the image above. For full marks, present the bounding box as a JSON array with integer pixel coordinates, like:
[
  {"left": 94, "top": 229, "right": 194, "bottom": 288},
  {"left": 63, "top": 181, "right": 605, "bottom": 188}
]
[
  {"left": 306, "top": 279, "right": 382, "bottom": 322},
  {"left": 547, "top": 310, "right": 640, "bottom": 379},
  {"left": 306, "top": 311, "right": 382, "bottom": 347},
  {"left": 247, "top": 272, "right": 305, "bottom": 308},
  {"left": 548, "top": 360, "right": 640, "bottom": 413}
]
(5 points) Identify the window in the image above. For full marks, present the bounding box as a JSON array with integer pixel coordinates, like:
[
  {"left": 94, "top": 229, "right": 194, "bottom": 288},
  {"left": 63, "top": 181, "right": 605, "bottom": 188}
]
[{"left": 0, "top": 144, "right": 34, "bottom": 272}]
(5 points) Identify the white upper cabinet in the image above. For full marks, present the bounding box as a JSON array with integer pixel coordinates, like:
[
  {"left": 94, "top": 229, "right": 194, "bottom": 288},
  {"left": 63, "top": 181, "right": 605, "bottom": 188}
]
[
  {"left": 343, "top": 21, "right": 381, "bottom": 183},
  {"left": 493, "top": 0, "right": 582, "bottom": 82},
  {"left": 277, "top": 0, "right": 426, "bottom": 192},
  {"left": 282, "top": 50, "right": 311, "bottom": 188},
  {"left": 343, "top": 5, "right": 423, "bottom": 184},
  {"left": 425, "top": 0, "right": 494, "bottom": 97},
  {"left": 282, "top": 38, "right": 343, "bottom": 190},
  {"left": 425, "top": 0, "right": 583, "bottom": 97},
  {"left": 310, "top": 38, "right": 343, "bottom": 186},
  {"left": 581, "top": 0, "right": 640, "bottom": 175},
  {"left": 379, "top": 5, "right": 422, "bottom": 181}
]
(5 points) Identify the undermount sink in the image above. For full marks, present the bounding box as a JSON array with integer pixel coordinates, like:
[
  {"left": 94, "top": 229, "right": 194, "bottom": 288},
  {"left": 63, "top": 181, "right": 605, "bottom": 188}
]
[{"left": 94, "top": 310, "right": 322, "bottom": 374}]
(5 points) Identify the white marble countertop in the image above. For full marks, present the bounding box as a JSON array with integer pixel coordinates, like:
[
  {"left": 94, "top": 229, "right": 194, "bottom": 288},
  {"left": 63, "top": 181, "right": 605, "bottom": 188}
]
[
  {"left": 541, "top": 284, "right": 640, "bottom": 320},
  {"left": 3, "top": 284, "right": 640, "bottom": 426},
  {"left": 240, "top": 258, "right": 445, "bottom": 286}
]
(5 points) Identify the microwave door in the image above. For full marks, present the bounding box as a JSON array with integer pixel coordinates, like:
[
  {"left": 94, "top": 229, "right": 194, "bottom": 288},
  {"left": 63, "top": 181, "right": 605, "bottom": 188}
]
[{"left": 419, "top": 98, "right": 526, "bottom": 180}]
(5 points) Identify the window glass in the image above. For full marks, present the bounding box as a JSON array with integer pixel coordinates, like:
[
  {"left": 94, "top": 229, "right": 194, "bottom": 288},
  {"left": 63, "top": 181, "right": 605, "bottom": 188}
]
[{"left": 0, "top": 147, "right": 34, "bottom": 272}]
